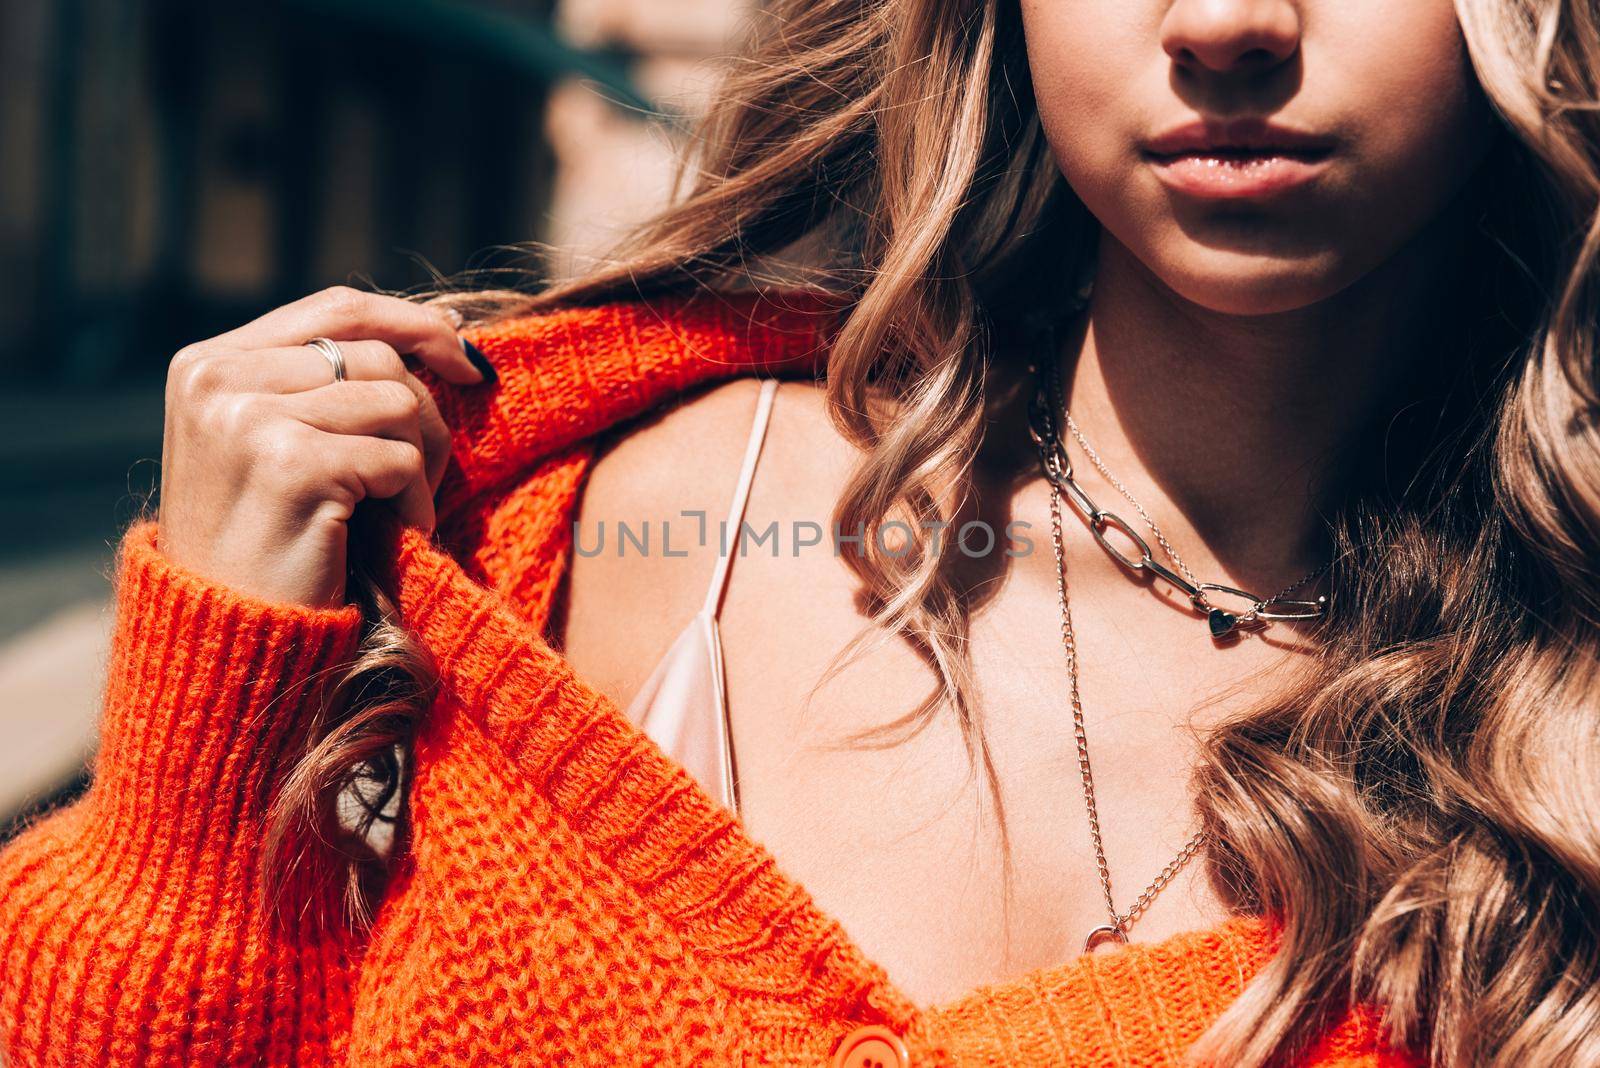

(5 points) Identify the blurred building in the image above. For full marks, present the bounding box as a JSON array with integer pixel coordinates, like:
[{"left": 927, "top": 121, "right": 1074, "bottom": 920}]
[{"left": 1, "top": 0, "right": 754, "bottom": 835}]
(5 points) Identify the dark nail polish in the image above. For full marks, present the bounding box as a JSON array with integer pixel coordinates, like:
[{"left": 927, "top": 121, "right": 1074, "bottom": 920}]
[{"left": 460, "top": 338, "right": 497, "bottom": 384}]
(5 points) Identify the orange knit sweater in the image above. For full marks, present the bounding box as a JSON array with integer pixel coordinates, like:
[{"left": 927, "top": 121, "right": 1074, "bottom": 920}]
[{"left": 0, "top": 291, "right": 1415, "bottom": 1067}]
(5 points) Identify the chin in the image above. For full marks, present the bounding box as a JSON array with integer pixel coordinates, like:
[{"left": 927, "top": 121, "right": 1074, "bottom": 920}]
[{"left": 1150, "top": 247, "right": 1353, "bottom": 318}]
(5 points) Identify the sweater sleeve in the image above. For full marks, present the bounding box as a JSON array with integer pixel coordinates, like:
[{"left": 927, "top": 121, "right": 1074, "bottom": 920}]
[{"left": 0, "top": 522, "right": 369, "bottom": 1067}]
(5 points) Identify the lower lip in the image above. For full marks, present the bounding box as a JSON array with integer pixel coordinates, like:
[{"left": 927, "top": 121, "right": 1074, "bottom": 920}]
[{"left": 1144, "top": 152, "right": 1332, "bottom": 200}]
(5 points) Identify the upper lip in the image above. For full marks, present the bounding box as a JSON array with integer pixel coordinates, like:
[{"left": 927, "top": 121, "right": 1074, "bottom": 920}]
[{"left": 1141, "top": 117, "right": 1336, "bottom": 158}]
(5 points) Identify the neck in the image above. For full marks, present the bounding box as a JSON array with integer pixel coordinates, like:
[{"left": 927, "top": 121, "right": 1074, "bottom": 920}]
[{"left": 1045, "top": 210, "right": 1469, "bottom": 596}]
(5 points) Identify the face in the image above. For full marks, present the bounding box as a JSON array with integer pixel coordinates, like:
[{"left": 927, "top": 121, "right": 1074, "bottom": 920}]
[{"left": 1019, "top": 0, "right": 1500, "bottom": 315}]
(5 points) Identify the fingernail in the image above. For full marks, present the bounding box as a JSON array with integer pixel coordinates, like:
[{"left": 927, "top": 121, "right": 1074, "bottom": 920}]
[
  {"left": 461, "top": 337, "right": 497, "bottom": 384},
  {"left": 441, "top": 305, "right": 465, "bottom": 329}
]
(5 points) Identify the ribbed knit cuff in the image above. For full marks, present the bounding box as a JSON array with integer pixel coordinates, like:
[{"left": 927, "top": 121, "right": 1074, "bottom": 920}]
[
  {"left": 90, "top": 522, "right": 365, "bottom": 832},
  {"left": 0, "top": 521, "right": 366, "bottom": 1067}
]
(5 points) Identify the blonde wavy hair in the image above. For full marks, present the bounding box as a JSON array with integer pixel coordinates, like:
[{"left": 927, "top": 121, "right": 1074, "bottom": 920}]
[{"left": 262, "top": 0, "right": 1600, "bottom": 1064}]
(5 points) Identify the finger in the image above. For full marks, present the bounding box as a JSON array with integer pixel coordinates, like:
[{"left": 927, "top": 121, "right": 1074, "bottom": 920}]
[
  {"left": 205, "top": 286, "right": 484, "bottom": 385},
  {"left": 280, "top": 378, "right": 452, "bottom": 493},
  {"left": 177, "top": 343, "right": 465, "bottom": 487},
  {"left": 315, "top": 430, "right": 436, "bottom": 532},
  {"left": 281, "top": 379, "right": 426, "bottom": 440},
  {"left": 181, "top": 339, "right": 414, "bottom": 395}
]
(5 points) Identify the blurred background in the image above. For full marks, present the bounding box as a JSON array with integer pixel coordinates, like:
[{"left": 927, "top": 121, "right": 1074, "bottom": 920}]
[{"left": 1, "top": 0, "right": 755, "bottom": 840}]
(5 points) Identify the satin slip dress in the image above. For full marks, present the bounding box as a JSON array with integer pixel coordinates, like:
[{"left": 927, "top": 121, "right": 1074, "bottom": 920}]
[{"left": 621, "top": 376, "right": 780, "bottom": 816}]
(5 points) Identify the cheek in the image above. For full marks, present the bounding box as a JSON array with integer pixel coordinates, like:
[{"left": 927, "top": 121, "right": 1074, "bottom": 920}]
[
  {"left": 1022, "top": 0, "right": 1166, "bottom": 283},
  {"left": 1020, "top": 0, "right": 1151, "bottom": 182},
  {"left": 1302, "top": 4, "right": 1496, "bottom": 299},
  {"left": 1330, "top": 5, "right": 1491, "bottom": 208}
]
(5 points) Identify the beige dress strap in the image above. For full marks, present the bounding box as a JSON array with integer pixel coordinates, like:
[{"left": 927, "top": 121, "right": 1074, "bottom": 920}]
[
  {"left": 703, "top": 377, "right": 780, "bottom": 618},
  {"left": 622, "top": 378, "right": 779, "bottom": 815}
]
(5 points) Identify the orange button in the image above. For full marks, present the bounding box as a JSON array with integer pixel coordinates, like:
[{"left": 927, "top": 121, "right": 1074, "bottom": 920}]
[{"left": 830, "top": 1024, "right": 911, "bottom": 1068}]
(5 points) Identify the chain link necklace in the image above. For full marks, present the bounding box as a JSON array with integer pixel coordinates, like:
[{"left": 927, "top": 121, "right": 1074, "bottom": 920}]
[
  {"left": 1025, "top": 343, "right": 1333, "bottom": 953},
  {"left": 1027, "top": 350, "right": 1332, "bottom": 638}
]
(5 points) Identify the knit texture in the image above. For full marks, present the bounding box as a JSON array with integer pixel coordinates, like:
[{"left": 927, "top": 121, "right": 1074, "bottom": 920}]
[{"left": 0, "top": 290, "right": 1416, "bottom": 1066}]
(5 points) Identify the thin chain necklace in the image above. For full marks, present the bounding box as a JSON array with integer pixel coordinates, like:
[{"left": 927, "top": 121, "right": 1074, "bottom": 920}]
[
  {"left": 1025, "top": 341, "right": 1333, "bottom": 953},
  {"left": 1046, "top": 482, "right": 1209, "bottom": 953}
]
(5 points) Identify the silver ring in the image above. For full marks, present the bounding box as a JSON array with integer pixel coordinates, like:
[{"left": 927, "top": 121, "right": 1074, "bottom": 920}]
[{"left": 305, "top": 336, "right": 347, "bottom": 383}]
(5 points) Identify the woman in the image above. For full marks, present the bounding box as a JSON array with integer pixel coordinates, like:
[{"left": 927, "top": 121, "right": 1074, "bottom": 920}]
[{"left": 2, "top": 0, "right": 1595, "bottom": 1064}]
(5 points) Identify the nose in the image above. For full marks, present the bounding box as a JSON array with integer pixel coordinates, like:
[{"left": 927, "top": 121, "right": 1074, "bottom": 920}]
[{"left": 1160, "top": 0, "right": 1302, "bottom": 75}]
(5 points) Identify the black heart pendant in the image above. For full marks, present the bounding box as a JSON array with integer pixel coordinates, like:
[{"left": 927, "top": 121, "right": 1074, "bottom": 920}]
[{"left": 1208, "top": 608, "right": 1238, "bottom": 638}]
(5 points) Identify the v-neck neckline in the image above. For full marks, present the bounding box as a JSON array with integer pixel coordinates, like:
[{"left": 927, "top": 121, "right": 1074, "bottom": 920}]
[
  {"left": 369, "top": 515, "right": 1284, "bottom": 1056},
  {"left": 370, "top": 289, "right": 1294, "bottom": 1059}
]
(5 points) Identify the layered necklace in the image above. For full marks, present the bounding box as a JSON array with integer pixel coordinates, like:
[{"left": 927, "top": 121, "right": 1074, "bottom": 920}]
[{"left": 1025, "top": 335, "right": 1332, "bottom": 953}]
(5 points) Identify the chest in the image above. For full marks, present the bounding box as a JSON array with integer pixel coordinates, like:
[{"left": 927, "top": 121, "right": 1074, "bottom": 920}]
[
  {"left": 709, "top": 479, "right": 1281, "bottom": 1005},
  {"left": 557, "top": 378, "right": 1300, "bottom": 1006}
]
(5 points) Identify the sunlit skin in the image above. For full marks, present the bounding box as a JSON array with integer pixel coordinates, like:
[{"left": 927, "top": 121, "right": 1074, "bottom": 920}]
[{"left": 564, "top": 0, "right": 1501, "bottom": 1007}]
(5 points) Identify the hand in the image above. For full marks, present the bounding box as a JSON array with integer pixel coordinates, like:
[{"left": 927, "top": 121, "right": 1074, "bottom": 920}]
[{"left": 157, "top": 286, "right": 487, "bottom": 608}]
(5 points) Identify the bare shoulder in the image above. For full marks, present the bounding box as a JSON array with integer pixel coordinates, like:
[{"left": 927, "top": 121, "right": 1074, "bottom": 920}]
[{"left": 559, "top": 376, "right": 849, "bottom": 707}]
